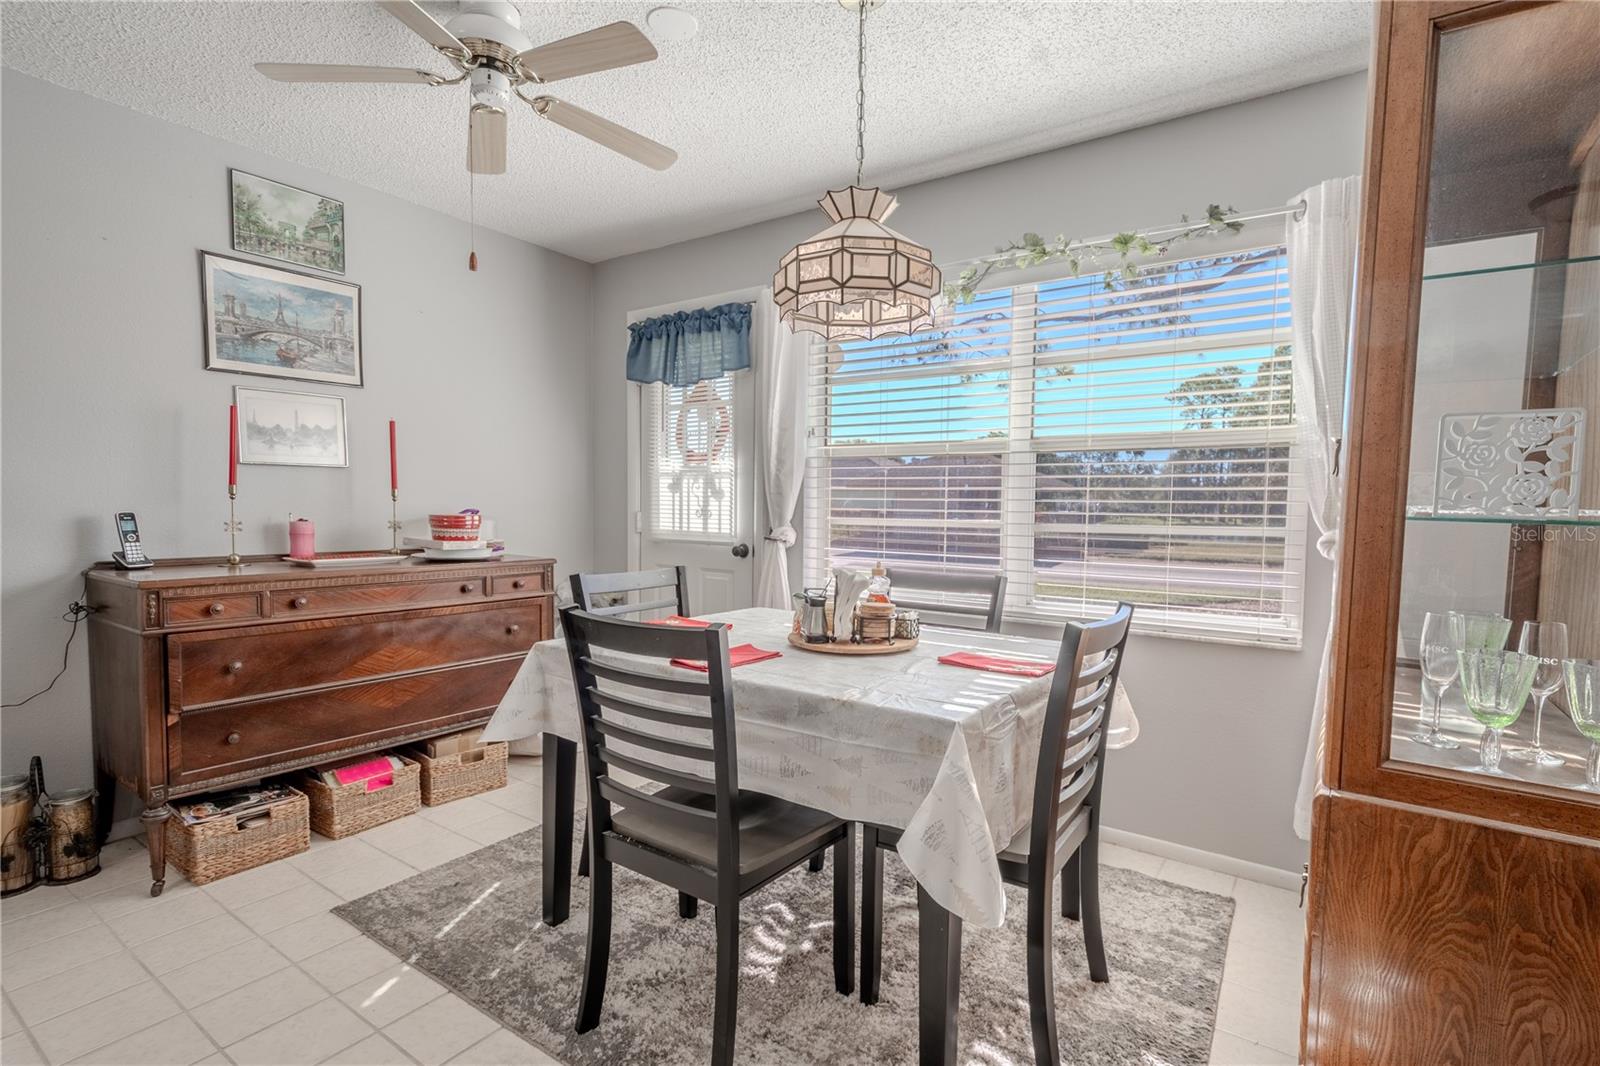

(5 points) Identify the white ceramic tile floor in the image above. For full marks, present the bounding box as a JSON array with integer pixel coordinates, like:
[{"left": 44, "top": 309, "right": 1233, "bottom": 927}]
[{"left": 0, "top": 755, "right": 1306, "bottom": 1064}]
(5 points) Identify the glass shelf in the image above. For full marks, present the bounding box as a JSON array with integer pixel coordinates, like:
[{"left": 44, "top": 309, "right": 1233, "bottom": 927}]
[
  {"left": 1420, "top": 252, "right": 1600, "bottom": 282},
  {"left": 1406, "top": 508, "right": 1600, "bottom": 527}
]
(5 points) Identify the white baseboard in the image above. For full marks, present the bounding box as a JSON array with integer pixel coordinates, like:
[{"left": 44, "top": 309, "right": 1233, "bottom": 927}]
[{"left": 1101, "top": 826, "right": 1304, "bottom": 893}]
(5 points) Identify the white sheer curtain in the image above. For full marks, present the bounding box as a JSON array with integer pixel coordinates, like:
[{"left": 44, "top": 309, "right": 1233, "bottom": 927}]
[
  {"left": 754, "top": 292, "right": 811, "bottom": 608},
  {"left": 1290, "top": 176, "right": 1361, "bottom": 840}
]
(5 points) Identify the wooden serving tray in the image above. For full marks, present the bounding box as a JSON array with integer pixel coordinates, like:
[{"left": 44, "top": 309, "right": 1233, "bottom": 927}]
[{"left": 787, "top": 632, "right": 918, "bottom": 655}]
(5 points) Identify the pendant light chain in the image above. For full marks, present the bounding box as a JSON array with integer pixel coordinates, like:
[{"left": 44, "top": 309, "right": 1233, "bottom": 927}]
[{"left": 855, "top": 0, "right": 866, "bottom": 186}]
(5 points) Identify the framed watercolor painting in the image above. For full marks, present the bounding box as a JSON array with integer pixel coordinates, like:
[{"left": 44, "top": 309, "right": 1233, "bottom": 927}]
[
  {"left": 234, "top": 386, "right": 349, "bottom": 468},
  {"left": 202, "top": 252, "right": 363, "bottom": 387},
  {"left": 230, "top": 169, "right": 345, "bottom": 274}
]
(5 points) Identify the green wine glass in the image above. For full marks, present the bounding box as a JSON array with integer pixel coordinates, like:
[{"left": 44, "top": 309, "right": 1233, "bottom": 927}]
[
  {"left": 1458, "top": 648, "right": 1538, "bottom": 774},
  {"left": 1562, "top": 659, "right": 1600, "bottom": 791}
]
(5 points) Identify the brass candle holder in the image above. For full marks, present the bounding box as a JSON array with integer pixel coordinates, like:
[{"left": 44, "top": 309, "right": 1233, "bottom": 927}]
[
  {"left": 388, "top": 491, "right": 404, "bottom": 554},
  {"left": 222, "top": 485, "right": 246, "bottom": 567}
]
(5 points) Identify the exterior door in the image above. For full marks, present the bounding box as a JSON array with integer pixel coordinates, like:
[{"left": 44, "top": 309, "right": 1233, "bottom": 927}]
[{"left": 636, "top": 369, "right": 757, "bottom": 614}]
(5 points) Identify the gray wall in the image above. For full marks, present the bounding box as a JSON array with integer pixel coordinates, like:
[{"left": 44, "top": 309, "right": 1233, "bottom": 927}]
[
  {"left": 0, "top": 72, "right": 596, "bottom": 794},
  {"left": 588, "top": 73, "right": 1369, "bottom": 872}
]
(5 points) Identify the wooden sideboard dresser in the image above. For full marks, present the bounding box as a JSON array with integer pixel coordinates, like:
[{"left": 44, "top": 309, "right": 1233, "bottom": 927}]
[{"left": 85, "top": 553, "right": 554, "bottom": 895}]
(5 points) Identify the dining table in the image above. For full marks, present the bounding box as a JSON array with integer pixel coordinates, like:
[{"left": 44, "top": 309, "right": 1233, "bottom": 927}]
[{"left": 482, "top": 605, "right": 1139, "bottom": 1064}]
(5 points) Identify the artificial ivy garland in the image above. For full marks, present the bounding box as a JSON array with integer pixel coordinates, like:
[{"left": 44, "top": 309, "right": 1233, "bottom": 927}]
[{"left": 945, "top": 204, "right": 1245, "bottom": 305}]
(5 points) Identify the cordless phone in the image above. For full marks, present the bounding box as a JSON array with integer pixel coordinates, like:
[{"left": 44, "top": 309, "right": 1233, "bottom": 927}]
[{"left": 112, "top": 512, "right": 153, "bottom": 569}]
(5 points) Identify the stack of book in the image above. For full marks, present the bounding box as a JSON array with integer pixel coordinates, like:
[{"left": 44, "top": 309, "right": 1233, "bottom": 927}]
[{"left": 173, "top": 785, "right": 298, "bottom": 826}]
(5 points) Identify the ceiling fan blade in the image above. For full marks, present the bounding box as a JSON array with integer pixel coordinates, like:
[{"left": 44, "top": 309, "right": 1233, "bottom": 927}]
[
  {"left": 528, "top": 96, "right": 672, "bottom": 168},
  {"left": 469, "top": 106, "right": 508, "bottom": 175},
  {"left": 255, "top": 62, "right": 444, "bottom": 84},
  {"left": 530, "top": 97, "right": 676, "bottom": 171},
  {"left": 518, "top": 21, "right": 657, "bottom": 83},
  {"left": 376, "top": 0, "right": 467, "bottom": 54}
]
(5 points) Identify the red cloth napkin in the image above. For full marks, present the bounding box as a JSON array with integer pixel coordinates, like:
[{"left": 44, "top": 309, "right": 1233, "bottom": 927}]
[
  {"left": 672, "top": 644, "right": 781, "bottom": 671},
  {"left": 938, "top": 651, "right": 1055, "bottom": 678},
  {"left": 647, "top": 616, "right": 717, "bottom": 628}
]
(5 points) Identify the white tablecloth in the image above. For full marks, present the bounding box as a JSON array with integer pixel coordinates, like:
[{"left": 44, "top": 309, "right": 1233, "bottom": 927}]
[{"left": 483, "top": 607, "right": 1139, "bottom": 928}]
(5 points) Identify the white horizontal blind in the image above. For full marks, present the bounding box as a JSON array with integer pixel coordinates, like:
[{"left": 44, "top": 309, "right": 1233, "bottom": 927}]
[
  {"left": 803, "top": 244, "right": 1306, "bottom": 645},
  {"left": 646, "top": 374, "right": 737, "bottom": 541}
]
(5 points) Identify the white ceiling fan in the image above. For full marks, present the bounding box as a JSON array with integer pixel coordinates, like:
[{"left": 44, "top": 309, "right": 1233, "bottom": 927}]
[{"left": 255, "top": 0, "right": 676, "bottom": 174}]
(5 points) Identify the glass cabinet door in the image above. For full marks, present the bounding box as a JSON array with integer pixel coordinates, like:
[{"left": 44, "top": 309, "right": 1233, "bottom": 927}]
[{"left": 1390, "top": 2, "right": 1600, "bottom": 794}]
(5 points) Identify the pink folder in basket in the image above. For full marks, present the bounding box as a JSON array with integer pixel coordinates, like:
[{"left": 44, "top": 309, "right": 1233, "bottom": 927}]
[{"left": 330, "top": 757, "right": 397, "bottom": 793}]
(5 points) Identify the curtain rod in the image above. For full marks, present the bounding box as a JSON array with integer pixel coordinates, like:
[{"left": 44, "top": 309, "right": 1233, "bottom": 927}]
[{"left": 943, "top": 198, "right": 1308, "bottom": 273}]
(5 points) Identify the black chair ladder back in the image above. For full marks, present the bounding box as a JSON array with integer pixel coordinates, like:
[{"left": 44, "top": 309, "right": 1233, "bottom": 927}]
[
  {"left": 882, "top": 567, "right": 1007, "bottom": 633},
  {"left": 561, "top": 607, "right": 853, "bottom": 1066},
  {"left": 570, "top": 565, "right": 691, "bottom": 619},
  {"left": 1022, "top": 602, "right": 1133, "bottom": 1065},
  {"left": 568, "top": 566, "right": 691, "bottom": 878},
  {"left": 858, "top": 602, "right": 1133, "bottom": 1066}
]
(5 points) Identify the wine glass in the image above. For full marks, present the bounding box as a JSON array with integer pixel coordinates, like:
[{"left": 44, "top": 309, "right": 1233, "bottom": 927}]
[
  {"left": 1458, "top": 648, "right": 1538, "bottom": 774},
  {"left": 1454, "top": 612, "right": 1512, "bottom": 655},
  {"left": 1413, "top": 611, "right": 1465, "bottom": 749},
  {"left": 1563, "top": 659, "right": 1600, "bottom": 791},
  {"left": 1507, "top": 621, "right": 1567, "bottom": 767}
]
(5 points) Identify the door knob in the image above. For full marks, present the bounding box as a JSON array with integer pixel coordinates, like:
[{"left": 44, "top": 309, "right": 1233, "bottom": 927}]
[{"left": 731, "top": 543, "right": 750, "bottom": 558}]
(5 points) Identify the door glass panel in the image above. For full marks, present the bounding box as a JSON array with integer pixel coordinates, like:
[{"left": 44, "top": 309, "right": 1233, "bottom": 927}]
[{"left": 1391, "top": 3, "right": 1600, "bottom": 792}]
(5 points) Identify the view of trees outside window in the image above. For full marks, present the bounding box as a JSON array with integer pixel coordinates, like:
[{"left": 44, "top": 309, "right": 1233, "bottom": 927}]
[{"left": 807, "top": 247, "right": 1304, "bottom": 641}]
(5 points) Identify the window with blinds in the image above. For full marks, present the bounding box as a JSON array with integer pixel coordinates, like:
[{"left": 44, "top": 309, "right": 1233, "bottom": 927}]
[
  {"left": 646, "top": 374, "right": 737, "bottom": 541},
  {"left": 803, "top": 245, "right": 1305, "bottom": 645}
]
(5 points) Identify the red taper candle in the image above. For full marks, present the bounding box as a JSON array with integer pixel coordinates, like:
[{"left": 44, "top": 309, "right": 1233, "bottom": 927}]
[
  {"left": 228, "top": 404, "right": 239, "bottom": 488},
  {"left": 389, "top": 420, "right": 398, "bottom": 495}
]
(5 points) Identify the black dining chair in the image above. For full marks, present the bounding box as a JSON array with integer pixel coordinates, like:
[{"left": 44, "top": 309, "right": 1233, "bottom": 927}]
[
  {"left": 561, "top": 607, "right": 856, "bottom": 1066},
  {"left": 570, "top": 565, "right": 691, "bottom": 619},
  {"left": 859, "top": 602, "right": 1134, "bottom": 1065},
  {"left": 883, "top": 567, "right": 1008, "bottom": 633}
]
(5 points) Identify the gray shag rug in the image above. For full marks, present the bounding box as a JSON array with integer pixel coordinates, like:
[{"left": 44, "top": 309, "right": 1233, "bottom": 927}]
[{"left": 335, "top": 823, "right": 1233, "bottom": 1065}]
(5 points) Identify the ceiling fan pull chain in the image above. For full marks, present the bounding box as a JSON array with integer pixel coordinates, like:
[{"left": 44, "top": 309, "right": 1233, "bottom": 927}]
[
  {"left": 855, "top": 0, "right": 866, "bottom": 187},
  {"left": 468, "top": 170, "right": 479, "bottom": 272}
]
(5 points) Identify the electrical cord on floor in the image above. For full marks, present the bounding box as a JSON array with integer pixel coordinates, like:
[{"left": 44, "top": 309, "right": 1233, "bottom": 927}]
[{"left": 1, "top": 578, "right": 96, "bottom": 708}]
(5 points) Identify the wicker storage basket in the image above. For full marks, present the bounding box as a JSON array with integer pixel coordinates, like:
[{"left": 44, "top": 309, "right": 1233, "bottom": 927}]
[
  {"left": 166, "top": 788, "right": 309, "bottom": 885},
  {"left": 409, "top": 742, "right": 508, "bottom": 806},
  {"left": 299, "top": 755, "right": 421, "bottom": 839}
]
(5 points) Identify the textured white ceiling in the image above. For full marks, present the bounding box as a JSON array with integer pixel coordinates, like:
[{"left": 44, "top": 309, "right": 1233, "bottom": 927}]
[{"left": 1, "top": 1, "right": 1371, "bottom": 262}]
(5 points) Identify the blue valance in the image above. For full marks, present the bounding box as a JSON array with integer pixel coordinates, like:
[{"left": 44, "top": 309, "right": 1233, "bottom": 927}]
[{"left": 626, "top": 302, "right": 752, "bottom": 386}]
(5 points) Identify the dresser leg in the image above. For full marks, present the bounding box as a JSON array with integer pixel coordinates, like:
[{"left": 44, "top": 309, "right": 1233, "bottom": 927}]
[{"left": 140, "top": 806, "right": 170, "bottom": 897}]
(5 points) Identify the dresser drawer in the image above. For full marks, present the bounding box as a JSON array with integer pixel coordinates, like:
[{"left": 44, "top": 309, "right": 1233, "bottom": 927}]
[
  {"left": 172, "top": 658, "right": 522, "bottom": 780},
  {"left": 169, "top": 602, "right": 541, "bottom": 709},
  {"left": 163, "top": 593, "right": 262, "bottom": 627},
  {"left": 490, "top": 571, "right": 546, "bottom": 596},
  {"left": 270, "top": 577, "right": 487, "bottom": 617}
]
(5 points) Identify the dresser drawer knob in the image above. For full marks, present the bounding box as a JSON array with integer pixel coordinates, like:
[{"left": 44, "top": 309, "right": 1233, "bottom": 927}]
[
  {"left": 208, "top": 602, "right": 225, "bottom": 616},
  {"left": 461, "top": 583, "right": 475, "bottom": 594},
  {"left": 226, "top": 731, "right": 242, "bottom": 745},
  {"left": 227, "top": 660, "right": 244, "bottom": 675},
  {"left": 512, "top": 578, "right": 527, "bottom": 590},
  {"left": 506, "top": 623, "right": 521, "bottom": 636},
  {"left": 292, "top": 596, "right": 308, "bottom": 608}
]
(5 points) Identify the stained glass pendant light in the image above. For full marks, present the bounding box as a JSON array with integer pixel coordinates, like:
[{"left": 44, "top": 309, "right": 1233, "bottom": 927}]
[{"left": 773, "top": 0, "right": 939, "bottom": 341}]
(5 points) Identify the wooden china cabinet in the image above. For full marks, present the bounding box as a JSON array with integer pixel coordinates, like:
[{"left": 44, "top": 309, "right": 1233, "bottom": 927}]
[{"left": 1303, "top": 2, "right": 1600, "bottom": 1063}]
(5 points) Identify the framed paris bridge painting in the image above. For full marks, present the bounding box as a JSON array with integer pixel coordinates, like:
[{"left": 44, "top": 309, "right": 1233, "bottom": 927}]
[
  {"left": 230, "top": 170, "right": 345, "bottom": 274},
  {"left": 201, "top": 252, "right": 363, "bottom": 387}
]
